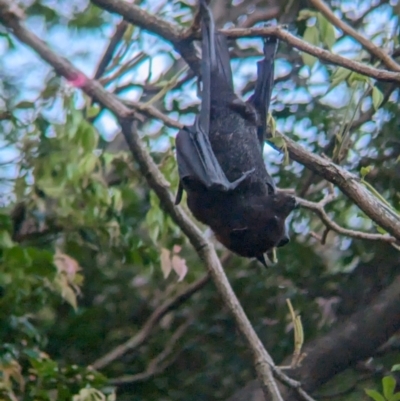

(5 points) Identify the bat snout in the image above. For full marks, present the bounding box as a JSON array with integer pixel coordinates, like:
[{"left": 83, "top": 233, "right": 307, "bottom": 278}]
[{"left": 277, "top": 234, "right": 290, "bottom": 248}]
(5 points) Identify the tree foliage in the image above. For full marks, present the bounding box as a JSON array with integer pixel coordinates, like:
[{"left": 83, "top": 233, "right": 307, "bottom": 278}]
[{"left": 0, "top": 0, "right": 400, "bottom": 400}]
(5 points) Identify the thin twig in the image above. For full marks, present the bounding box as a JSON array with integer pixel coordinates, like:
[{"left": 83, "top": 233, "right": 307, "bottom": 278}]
[
  {"left": 309, "top": 0, "right": 400, "bottom": 72},
  {"left": 122, "top": 99, "right": 183, "bottom": 129},
  {"left": 94, "top": 20, "right": 129, "bottom": 79},
  {"left": 0, "top": 3, "right": 394, "bottom": 400},
  {"left": 297, "top": 191, "right": 397, "bottom": 244},
  {"left": 90, "top": 0, "right": 400, "bottom": 83},
  {"left": 109, "top": 319, "right": 192, "bottom": 385},
  {"left": 93, "top": 274, "right": 210, "bottom": 369},
  {"left": 223, "top": 26, "right": 400, "bottom": 83}
]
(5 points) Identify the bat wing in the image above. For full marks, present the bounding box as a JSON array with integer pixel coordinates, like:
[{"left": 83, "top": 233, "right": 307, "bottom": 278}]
[
  {"left": 175, "top": 0, "right": 253, "bottom": 204},
  {"left": 250, "top": 36, "right": 278, "bottom": 148},
  {"left": 176, "top": 120, "right": 252, "bottom": 192}
]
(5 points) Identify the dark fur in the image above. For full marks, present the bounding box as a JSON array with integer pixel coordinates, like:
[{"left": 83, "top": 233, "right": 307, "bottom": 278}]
[{"left": 175, "top": 0, "right": 297, "bottom": 266}]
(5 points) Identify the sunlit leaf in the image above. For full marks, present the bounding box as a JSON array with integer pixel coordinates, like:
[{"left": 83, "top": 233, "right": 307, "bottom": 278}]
[
  {"left": 302, "top": 25, "right": 319, "bottom": 67},
  {"left": 317, "top": 13, "right": 336, "bottom": 49},
  {"left": 329, "top": 67, "right": 352, "bottom": 90},
  {"left": 383, "top": 376, "right": 396, "bottom": 400},
  {"left": 79, "top": 153, "right": 98, "bottom": 175},
  {"left": 365, "top": 389, "right": 386, "bottom": 401},
  {"left": 297, "top": 9, "right": 317, "bottom": 20},
  {"left": 0, "top": 231, "right": 14, "bottom": 248},
  {"left": 348, "top": 72, "right": 370, "bottom": 86},
  {"left": 360, "top": 166, "right": 372, "bottom": 179},
  {"left": 372, "top": 86, "right": 384, "bottom": 110}
]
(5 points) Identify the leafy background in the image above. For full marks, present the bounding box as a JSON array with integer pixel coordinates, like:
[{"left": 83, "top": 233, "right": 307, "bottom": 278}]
[{"left": 0, "top": 0, "right": 400, "bottom": 400}]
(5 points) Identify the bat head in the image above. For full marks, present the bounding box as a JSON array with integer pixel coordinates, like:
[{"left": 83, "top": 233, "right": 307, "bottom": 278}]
[
  {"left": 262, "top": 192, "right": 297, "bottom": 248},
  {"left": 267, "top": 192, "right": 298, "bottom": 217},
  {"left": 218, "top": 192, "right": 297, "bottom": 259}
]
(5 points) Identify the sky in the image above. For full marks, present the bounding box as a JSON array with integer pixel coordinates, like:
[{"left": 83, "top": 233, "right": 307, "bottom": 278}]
[{"left": 0, "top": 0, "right": 397, "bottom": 202}]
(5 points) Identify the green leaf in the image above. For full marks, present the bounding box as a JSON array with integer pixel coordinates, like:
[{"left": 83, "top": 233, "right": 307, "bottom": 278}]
[
  {"left": 87, "top": 105, "right": 100, "bottom": 118},
  {"left": 15, "top": 101, "right": 34, "bottom": 109},
  {"left": 360, "top": 166, "right": 372, "bottom": 179},
  {"left": 348, "top": 72, "right": 370, "bottom": 87},
  {"left": 77, "top": 120, "right": 99, "bottom": 152},
  {"left": 268, "top": 136, "right": 285, "bottom": 149},
  {"left": 297, "top": 9, "right": 317, "bottom": 21},
  {"left": 111, "top": 188, "right": 123, "bottom": 212},
  {"left": 383, "top": 376, "right": 396, "bottom": 399},
  {"left": 329, "top": 67, "right": 352, "bottom": 91},
  {"left": 317, "top": 13, "right": 336, "bottom": 49},
  {"left": 391, "top": 364, "right": 400, "bottom": 372},
  {"left": 389, "top": 393, "right": 400, "bottom": 401},
  {"left": 365, "top": 389, "right": 386, "bottom": 401},
  {"left": 37, "top": 178, "right": 66, "bottom": 197},
  {"left": 0, "top": 230, "right": 14, "bottom": 248},
  {"left": 41, "top": 76, "right": 60, "bottom": 100},
  {"left": 376, "top": 225, "right": 388, "bottom": 234},
  {"left": 372, "top": 86, "right": 384, "bottom": 110},
  {"left": 78, "top": 153, "right": 98, "bottom": 175},
  {"left": 267, "top": 112, "right": 276, "bottom": 138},
  {"left": 4, "top": 246, "right": 31, "bottom": 268},
  {"left": 302, "top": 25, "right": 319, "bottom": 67}
]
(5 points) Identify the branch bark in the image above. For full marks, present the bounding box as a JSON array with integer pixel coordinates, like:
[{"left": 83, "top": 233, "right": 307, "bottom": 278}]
[
  {"left": 88, "top": 0, "right": 400, "bottom": 241},
  {"left": 90, "top": 0, "right": 400, "bottom": 83},
  {"left": 92, "top": 274, "right": 210, "bottom": 370},
  {"left": 229, "top": 274, "right": 400, "bottom": 400},
  {"left": 309, "top": 0, "right": 400, "bottom": 72},
  {"left": 0, "top": 3, "right": 287, "bottom": 400}
]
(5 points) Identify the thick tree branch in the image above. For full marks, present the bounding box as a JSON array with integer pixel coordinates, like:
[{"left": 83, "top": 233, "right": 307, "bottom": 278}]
[
  {"left": 0, "top": 4, "right": 289, "bottom": 400},
  {"left": 282, "top": 134, "right": 400, "bottom": 240},
  {"left": 87, "top": 2, "right": 400, "bottom": 240},
  {"left": 309, "top": 0, "right": 400, "bottom": 72},
  {"left": 223, "top": 26, "right": 400, "bottom": 82},
  {"left": 297, "top": 191, "right": 397, "bottom": 244},
  {"left": 229, "top": 274, "right": 400, "bottom": 401},
  {"left": 2, "top": 3, "right": 399, "bottom": 401},
  {"left": 90, "top": 0, "right": 400, "bottom": 83}
]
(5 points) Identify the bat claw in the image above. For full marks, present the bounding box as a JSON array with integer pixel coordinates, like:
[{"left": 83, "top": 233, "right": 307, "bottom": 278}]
[{"left": 229, "top": 168, "right": 255, "bottom": 188}]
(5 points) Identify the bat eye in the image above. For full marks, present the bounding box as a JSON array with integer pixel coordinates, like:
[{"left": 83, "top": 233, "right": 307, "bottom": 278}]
[{"left": 268, "top": 215, "right": 280, "bottom": 228}]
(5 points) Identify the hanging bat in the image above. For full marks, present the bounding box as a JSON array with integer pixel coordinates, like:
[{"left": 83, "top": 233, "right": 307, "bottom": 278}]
[{"left": 175, "top": 0, "right": 297, "bottom": 266}]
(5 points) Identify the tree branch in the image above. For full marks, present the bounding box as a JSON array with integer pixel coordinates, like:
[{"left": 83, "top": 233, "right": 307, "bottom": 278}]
[
  {"left": 297, "top": 190, "right": 397, "bottom": 244},
  {"left": 281, "top": 133, "right": 400, "bottom": 240},
  {"left": 229, "top": 274, "right": 400, "bottom": 400},
  {"left": 90, "top": 0, "right": 400, "bottom": 83},
  {"left": 223, "top": 26, "right": 400, "bottom": 82},
  {"left": 94, "top": 20, "right": 129, "bottom": 79},
  {"left": 109, "top": 319, "right": 192, "bottom": 385},
  {"left": 87, "top": 0, "right": 400, "bottom": 241},
  {"left": 93, "top": 274, "right": 210, "bottom": 370},
  {"left": 309, "top": 0, "right": 400, "bottom": 72},
  {"left": 0, "top": 4, "right": 288, "bottom": 400}
]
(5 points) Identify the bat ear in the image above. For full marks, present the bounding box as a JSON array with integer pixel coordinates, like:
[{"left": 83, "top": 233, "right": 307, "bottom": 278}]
[
  {"left": 274, "top": 195, "right": 298, "bottom": 216},
  {"left": 267, "top": 183, "right": 275, "bottom": 195}
]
